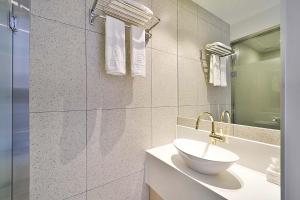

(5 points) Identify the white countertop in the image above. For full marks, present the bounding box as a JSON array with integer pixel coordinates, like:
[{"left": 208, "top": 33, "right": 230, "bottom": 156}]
[{"left": 146, "top": 144, "right": 280, "bottom": 200}]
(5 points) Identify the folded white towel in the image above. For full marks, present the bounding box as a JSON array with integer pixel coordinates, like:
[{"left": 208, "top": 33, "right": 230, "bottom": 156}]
[
  {"left": 130, "top": 25, "right": 146, "bottom": 77},
  {"left": 212, "top": 42, "right": 232, "bottom": 52},
  {"left": 105, "top": 16, "right": 126, "bottom": 75},
  {"left": 220, "top": 56, "right": 228, "bottom": 87},
  {"left": 124, "top": 0, "right": 153, "bottom": 15}
]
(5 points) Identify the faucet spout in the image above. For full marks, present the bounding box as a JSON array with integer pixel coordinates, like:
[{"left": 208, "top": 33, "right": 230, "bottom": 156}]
[
  {"left": 196, "top": 112, "right": 214, "bottom": 131},
  {"left": 221, "top": 110, "right": 231, "bottom": 123},
  {"left": 195, "top": 112, "right": 226, "bottom": 144}
]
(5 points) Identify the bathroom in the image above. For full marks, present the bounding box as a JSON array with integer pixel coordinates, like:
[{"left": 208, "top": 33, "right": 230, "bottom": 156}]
[{"left": 0, "top": 0, "right": 299, "bottom": 199}]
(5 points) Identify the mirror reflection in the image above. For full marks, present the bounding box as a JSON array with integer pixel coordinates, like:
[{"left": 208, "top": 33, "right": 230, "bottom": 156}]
[
  {"left": 231, "top": 29, "right": 280, "bottom": 130},
  {"left": 178, "top": 0, "right": 281, "bottom": 130}
]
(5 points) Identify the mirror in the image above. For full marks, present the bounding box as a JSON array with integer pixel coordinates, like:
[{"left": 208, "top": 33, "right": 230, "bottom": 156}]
[{"left": 177, "top": 0, "right": 281, "bottom": 130}]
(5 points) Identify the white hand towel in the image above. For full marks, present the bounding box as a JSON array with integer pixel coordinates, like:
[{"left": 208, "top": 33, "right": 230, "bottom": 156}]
[
  {"left": 212, "top": 54, "right": 221, "bottom": 86},
  {"left": 220, "top": 56, "right": 228, "bottom": 87},
  {"left": 105, "top": 16, "right": 126, "bottom": 75},
  {"left": 130, "top": 25, "right": 146, "bottom": 77},
  {"left": 209, "top": 54, "right": 214, "bottom": 84}
]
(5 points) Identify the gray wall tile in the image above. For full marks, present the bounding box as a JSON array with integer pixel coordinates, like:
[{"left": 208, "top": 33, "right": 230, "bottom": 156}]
[
  {"left": 152, "top": 49, "right": 178, "bottom": 107},
  {"left": 87, "top": 171, "right": 148, "bottom": 200},
  {"left": 178, "top": 104, "right": 219, "bottom": 119},
  {"left": 66, "top": 193, "right": 86, "bottom": 200},
  {"left": 152, "top": 0, "right": 178, "bottom": 54},
  {"left": 178, "top": 5, "right": 200, "bottom": 60},
  {"left": 152, "top": 107, "right": 178, "bottom": 147},
  {"left": 178, "top": 0, "right": 198, "bottom": 15},
  {"left": 30, "top": 16, "right": 86, "bottom": 112},
  {"left": 30, "top": 111, "right": 86, "bottom": 200},
  {"left": 178, "top": 57, "right": 206, "bottom": 106},
  {"left": 87, "top": 108, "right": 151, "bottom": 189},
  {"left": 31, "top": 0, "right": 86, "bottom": 28}
]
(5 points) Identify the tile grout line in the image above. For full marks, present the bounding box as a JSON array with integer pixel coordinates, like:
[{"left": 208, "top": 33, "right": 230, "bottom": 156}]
[
  {"left": 86, "top": 169, "right": 145, "bottom": 194},
  {"left": 176, "top": 0, "right": 179, "bottom": 140},
  {"left": 29, "top": 104, "right": 225, "bottom": 115},
  {"left": 29, "top": 105, "right": 181, "bottom": 114},
  {"left": 62, "top": 191, "right": 87, "bottom": 200},
  {"left": 30, "top": 13, "right": 86, "bottom": 30},
  {"left": 150, "top": 0, "right": 153, "bottom": 148},
  {"left": 30, "top": 109, "right": 87, "bottom": 114},
  {"left": 84, "top": 0, "right": 88, "bottom": 198},
  {"left": 176, "top": 0, "right": 179, "bottom": 118}
]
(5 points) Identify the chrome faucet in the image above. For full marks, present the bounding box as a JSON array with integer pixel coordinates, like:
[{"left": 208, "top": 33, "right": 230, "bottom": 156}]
[{"left": 195, "top": 112, "right": 225, "bottom": 144}]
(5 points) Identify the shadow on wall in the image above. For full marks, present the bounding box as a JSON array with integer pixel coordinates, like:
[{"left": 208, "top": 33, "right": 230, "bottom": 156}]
[
  {"left": 59, "top": 111, "right": 86, "bottom": 165},
  {"left": 59, "top": 29, "right": 135, "bottom": 165},
  {"left": 88, "top": 28, "right": 134, "bottom": 156}
]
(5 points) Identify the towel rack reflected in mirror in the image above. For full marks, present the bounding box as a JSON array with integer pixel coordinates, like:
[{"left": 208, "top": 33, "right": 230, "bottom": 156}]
[{"left": 89, "top": 0, "right": 160, "bottom": 43}]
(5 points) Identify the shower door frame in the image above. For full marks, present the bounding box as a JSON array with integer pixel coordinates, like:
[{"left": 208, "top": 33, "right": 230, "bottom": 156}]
[
  {"left": 1, "top": 0, "right": 30, "bottom": 199},
  {"left": 11, "top": 0, "right": 30, "bottom": 199}
]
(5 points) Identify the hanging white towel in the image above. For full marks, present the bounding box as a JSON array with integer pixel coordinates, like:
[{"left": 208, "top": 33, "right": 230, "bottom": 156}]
[
  {"left": 209, "top": 54, "right": 221, "bottom": 86},
  {"left": 130, "top": 25, "right": 146, "bottom": 77},
  {"left": 220, "top": 56, "right": 229, "bottom": 87},
  {"left": 105, "top": 16, "right": 126, "bottom": 75},
  {"left": 209, "top": 54, "right": 215, "bottom": 84}
]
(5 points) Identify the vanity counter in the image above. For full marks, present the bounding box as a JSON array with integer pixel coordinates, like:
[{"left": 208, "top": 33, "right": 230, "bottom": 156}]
[{"left": 145, "top": 144, "right": 280, "bottom": 200}]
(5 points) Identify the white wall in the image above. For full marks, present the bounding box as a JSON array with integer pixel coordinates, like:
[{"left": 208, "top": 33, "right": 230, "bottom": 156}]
[
  {"left": 231, "top": 5, "right": 280, "bottom": 41},
  {"left": 282, "top": 0, "right": 300, "bottom": 199}
]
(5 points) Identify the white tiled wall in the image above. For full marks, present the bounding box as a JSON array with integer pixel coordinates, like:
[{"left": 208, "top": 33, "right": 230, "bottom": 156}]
[
  {"left": 29, "top": 0, "right": 229, "bottom": 200},
  {"left": 177, "top": 0, "right": 231, "bottom": 120}
]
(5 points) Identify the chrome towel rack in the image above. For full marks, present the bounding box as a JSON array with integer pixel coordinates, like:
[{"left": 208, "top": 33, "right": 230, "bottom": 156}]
[
  {"left": 201, "top": 42, "right": 235, "bottom": 58},
  {"left": 89, "top": 0, "right": 160, "bottom": 43},
  {"left": 200, "top": 42, "right": 235, "bottom": 83}
]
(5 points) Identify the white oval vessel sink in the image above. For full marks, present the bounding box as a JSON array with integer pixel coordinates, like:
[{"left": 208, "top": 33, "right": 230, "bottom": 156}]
[{"left": 174, "top": 139, "right": 239, "bottom": 175}]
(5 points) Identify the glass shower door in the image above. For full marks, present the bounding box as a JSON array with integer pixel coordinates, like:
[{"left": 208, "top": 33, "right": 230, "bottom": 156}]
[{"left": 0, "top": 0, "right": 13, "bottom": 200}]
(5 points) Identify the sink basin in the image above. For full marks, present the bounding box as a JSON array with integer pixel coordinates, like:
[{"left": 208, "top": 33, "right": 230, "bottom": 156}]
[{"left": 173, "top": 139, "right": 239, "bottom": 175}]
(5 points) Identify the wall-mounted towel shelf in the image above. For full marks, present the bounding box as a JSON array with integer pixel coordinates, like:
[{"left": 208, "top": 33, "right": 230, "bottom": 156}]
[
  {"left": 200, "top": 42, "right": 235, "bottom": 84},
  {"left": 201, "top": 42, "right": 235, "bottom": 58},
  {"left": 89, "top": 0, "right": 160, "bottom": 42}
]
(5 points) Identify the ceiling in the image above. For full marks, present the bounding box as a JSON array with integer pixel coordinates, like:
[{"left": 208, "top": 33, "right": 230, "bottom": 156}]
[
  {"left": 241, "top": 29, "right": 280, "bottom": 53},
  {"left": 192, "top": 0, "right": 280, "bottom": 25}
]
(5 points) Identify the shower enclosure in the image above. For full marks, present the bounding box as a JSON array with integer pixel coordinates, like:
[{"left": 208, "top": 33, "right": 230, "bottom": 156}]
[
  {"left": 0, "top": 0, "right": 29, "bottom": 199},
  {"left": 231, "top": 28, "right": 281, "bottom": 130}
]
